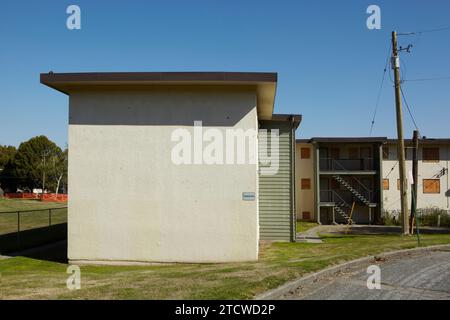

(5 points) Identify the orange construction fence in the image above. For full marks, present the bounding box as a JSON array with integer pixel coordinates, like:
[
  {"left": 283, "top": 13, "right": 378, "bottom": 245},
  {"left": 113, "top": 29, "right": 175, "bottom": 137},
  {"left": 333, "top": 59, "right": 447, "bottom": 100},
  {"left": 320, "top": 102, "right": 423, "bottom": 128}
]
[{"left": 4, "top": 193, "right": 68, "bottom": 202}]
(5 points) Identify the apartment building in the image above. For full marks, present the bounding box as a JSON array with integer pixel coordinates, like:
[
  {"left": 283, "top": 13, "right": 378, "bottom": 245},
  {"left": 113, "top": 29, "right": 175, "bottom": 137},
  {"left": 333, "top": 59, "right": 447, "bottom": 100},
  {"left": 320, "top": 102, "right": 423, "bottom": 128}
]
[
  {"left": 41, "top": 71, "right": 301, "bottom": 264},
  {"left": 382, "top": 138, "right": 450, "bottom": 213},
  {"left": 296, "top": 137, "right": 450, "bottom": 224}
]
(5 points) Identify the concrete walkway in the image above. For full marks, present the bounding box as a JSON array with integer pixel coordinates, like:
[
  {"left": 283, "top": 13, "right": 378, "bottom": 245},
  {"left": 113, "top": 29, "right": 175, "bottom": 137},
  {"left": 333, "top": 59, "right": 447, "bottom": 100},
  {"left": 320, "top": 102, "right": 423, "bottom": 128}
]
[
  {"left": 296, "top": 224, "right": 450, "bottom": 243},
  {"left": 296, "top": 227, "right": 323, "bottom": 243}
]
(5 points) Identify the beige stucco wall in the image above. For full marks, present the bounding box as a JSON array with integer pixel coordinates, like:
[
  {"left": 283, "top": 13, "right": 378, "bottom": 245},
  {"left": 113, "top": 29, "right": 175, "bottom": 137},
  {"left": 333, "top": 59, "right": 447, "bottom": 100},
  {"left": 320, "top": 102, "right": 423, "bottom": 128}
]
[
  {"left": 68, "top": 86, "right": 259, "bottom": 263},
  {"left": 382, "top": 143, "right": 450, "bottom": 211},
  {"left": 295, "top": 142, "right": 315, "bottom": 220}
]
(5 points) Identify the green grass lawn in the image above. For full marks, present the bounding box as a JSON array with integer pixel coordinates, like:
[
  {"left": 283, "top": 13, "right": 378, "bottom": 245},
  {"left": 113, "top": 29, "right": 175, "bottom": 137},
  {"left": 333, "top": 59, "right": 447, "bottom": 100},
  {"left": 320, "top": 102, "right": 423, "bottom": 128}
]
[
  {"left": 0, "top": 198, "right": 65, "bottom": 212},
  {"left": 296, "top": 221, "right": 319, "bottom": 233},
  {"left": 1, "top": 233, "right": 449, "bottom": 299},
  {"left": 0, "top": 198, "right": 67, "bottom": 235}
]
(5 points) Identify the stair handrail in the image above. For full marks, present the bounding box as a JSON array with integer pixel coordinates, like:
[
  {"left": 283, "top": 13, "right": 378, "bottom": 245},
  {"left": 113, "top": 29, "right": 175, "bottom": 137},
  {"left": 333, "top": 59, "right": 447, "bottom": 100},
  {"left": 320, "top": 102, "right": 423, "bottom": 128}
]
[
  {"left": 331, "top": 160, "right": 372, "bottom": 198},
  {"left": 331, "top": 190, "right": 352, "bottom": 208}
]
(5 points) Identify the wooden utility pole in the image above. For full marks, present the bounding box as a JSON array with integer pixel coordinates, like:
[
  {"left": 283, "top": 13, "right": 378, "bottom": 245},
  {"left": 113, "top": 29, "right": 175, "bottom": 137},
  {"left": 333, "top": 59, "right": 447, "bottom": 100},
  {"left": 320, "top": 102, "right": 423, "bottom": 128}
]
[
  {"left": 391, "top": 31, "right": 409, "bottom": 235},
  {"left": 410, "top": 130, "right": 419, "bottom": 232}
]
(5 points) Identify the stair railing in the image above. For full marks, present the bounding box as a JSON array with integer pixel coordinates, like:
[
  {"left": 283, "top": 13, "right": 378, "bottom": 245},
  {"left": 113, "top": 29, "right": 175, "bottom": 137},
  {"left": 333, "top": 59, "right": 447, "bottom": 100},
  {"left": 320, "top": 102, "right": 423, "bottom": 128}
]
[{"left": 331, "top": 160, "right": 372, "bottom": 202}]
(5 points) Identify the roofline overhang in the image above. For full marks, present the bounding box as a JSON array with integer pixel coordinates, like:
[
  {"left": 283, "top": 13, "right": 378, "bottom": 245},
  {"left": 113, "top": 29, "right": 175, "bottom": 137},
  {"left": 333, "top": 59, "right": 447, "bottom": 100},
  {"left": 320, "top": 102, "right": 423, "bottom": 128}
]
[
  {"left": 40, "top": 71, "right": 278, "bottom": 120},
  {"left": 296, "top": 137, "right": 388, "bottom": 144},
  {"left": 264, "top": 114, "right": 302, "bottom": 129},
  {"left": 386, "top": 138, "right": 450, "bottom": 145}
]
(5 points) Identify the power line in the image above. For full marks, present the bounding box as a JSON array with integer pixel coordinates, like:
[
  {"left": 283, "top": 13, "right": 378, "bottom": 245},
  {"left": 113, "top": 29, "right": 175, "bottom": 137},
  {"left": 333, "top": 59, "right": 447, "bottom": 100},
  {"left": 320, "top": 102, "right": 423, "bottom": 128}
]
[
  {"left": 403, "top": 76, "right": 450, "bottom": 82},
  {"left": 398, "top": 26, "right": 450, "bottom": 36},
  {"left": 385, "top": 161, "right": 399, "bottom": 179},
  {"left": 369, "top": 44, "right": 391, "bottom": 136},
  {"left": 399, "top": 86, "right": 421, "bottom": 136}
]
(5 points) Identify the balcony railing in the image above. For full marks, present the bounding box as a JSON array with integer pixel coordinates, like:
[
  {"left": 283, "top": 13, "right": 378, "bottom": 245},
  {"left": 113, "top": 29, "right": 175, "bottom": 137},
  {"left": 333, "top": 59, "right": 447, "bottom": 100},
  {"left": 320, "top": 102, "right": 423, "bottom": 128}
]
[
  {"left": 320, "top": 189, "right": 376, "bottom": 204},
  {"left": 319, "top": 158, "right": 375, "bottom": 171}
]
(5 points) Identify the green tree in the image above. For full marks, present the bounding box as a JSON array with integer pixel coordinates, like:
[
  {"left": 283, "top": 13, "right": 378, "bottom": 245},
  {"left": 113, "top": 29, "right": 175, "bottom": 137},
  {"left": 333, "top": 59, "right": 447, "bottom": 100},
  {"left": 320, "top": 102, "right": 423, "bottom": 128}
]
[
  {"left": 0, "top": 136, "right": 64, "bottom": 193},
  {"left": 52, "top": 148, "right": 68, "bottom": 195},
  {"left": 0, "top": 145, "right": 17, "bottom": 170}
]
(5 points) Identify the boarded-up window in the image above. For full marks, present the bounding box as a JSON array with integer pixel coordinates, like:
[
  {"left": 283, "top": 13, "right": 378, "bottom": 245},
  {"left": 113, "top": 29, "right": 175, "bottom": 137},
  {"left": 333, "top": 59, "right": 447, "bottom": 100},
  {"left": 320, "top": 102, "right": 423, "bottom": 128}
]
[
  {"left": 382, "top": 146, "right": 389, "bottom": 160},
  {"left": 383, "top": 179, "right": 389, "bottom": 190},
  {"left": 301, "top": 178, "right": 311, "bottom": 190},
  {"left": 349, "top": 148, "right": 359, "bottom": 159},
  {"left": 302, "top": 212, "right": 311, "bottom": 220},
  {"left": 397, "top": 179, "right": 408, "bottom": 190},
  {"left": 423, "top": 179, "right": 440, "bottom": 194},
  {"left": 423, "top": 148, "right": 439, "bottom": 162},
  {"left": 301, "top": 147, "right": 311, "bottom": 159}
]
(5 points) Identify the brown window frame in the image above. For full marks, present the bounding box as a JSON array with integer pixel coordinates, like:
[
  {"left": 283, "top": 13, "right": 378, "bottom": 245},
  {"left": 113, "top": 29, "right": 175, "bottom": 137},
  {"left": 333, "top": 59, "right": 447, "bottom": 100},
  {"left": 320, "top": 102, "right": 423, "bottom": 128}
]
[
  {"left": 423, "top": 179, "right": 440, "bottom": 194},
  {"left": 302, "top": 212, "right": 311, "bottom": 220},
  {"left": 301, "top": 178, "right": 311, "bottom": 190},
  {"left": 301, "top": 147, "right": 311, "bottom": 159},
  {"left": 383, "top": 179, "right": 389, "bottom": 190}
]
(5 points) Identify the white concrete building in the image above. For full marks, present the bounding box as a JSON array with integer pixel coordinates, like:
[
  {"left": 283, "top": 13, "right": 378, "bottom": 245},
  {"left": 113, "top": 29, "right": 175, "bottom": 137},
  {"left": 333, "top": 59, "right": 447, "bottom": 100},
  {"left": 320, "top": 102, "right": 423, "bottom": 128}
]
[
  {"left": 41, "top": 72, "right": 300, "bottom": 264},
  {"left": 296, "top": 137, "right": 449, "bottom": 224},
  {"left": 382, "top": 139, "right": 450, "bottom": 213}
]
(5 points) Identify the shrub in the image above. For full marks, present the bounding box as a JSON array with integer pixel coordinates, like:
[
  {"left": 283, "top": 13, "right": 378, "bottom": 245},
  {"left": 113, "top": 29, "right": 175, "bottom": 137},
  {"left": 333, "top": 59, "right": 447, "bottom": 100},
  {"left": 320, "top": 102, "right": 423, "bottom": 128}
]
[
  {"left": 381, "top": 210, "right": 401, "bottom": 226},
  {"left": 416, "top": 208, "right": 450, "bottom": 227},
  {"left": 382, "top": 208, "right": 450, "bottom": 227}
]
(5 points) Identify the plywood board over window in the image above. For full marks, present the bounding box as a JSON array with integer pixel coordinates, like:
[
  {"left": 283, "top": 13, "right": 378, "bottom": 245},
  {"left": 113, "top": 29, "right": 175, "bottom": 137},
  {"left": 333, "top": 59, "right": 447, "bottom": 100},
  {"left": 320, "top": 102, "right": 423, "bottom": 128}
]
[
  {"left": 423, "top": 179, "right": 440, "bottom": 194},
  {"left": 301, "top": 178, "right": 311, "bottom": 190},
  {"left": 423, "top": 147, "right": 440, "bottom": 162},
  {"left": 383, "top": 179, "right": 389, "bottom": 190},
  {"left": 301, "top": 147, "right": 311, "bottom": 159}
]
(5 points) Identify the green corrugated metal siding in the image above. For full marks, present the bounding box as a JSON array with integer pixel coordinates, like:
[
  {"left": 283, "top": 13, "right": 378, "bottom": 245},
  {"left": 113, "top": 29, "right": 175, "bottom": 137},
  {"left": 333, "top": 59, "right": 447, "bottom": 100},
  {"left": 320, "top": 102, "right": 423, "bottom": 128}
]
[{"left": 258, "top": 121, "right": 295, "bottom": 241}]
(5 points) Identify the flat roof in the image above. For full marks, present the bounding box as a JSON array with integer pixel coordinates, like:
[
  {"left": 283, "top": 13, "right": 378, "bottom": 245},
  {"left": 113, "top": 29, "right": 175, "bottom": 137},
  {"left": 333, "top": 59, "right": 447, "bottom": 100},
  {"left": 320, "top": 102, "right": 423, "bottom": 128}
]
[
  {"left": 297, "top": 137, "right": 450, "bottom": 145},
  {"left": 40, "top": 72, "right": 278, "bottom": 120},
  {"left": 387, "top": 138, "right": 450, "bottom": 144},
  {"left": 267, "top": 114, "right": 302, "bottom": 129},
  {"left": 297, "top": 137, "right": 387, "bottom": 144}
]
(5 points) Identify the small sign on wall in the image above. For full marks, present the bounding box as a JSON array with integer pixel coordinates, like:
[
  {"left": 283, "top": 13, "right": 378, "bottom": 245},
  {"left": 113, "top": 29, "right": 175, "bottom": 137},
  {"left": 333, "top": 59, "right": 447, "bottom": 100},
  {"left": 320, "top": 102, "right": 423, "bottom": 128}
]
[{"left": 242, "top": 192, "right": 256, "bottom": 201}]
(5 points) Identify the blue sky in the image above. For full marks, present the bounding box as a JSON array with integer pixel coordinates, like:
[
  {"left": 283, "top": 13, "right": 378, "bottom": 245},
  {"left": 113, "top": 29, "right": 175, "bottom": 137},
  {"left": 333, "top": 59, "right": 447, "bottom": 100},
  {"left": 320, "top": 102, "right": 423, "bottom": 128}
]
[{"left": 1, "top": 0, "right": 450, "bottom": 148}]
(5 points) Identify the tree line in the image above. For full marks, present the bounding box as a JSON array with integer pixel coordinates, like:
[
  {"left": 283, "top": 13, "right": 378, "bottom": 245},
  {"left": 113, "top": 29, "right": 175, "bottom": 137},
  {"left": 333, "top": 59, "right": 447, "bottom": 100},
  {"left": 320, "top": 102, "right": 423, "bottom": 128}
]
[{"left": 0, "top": 136, "right": 67, "bottom": 194}]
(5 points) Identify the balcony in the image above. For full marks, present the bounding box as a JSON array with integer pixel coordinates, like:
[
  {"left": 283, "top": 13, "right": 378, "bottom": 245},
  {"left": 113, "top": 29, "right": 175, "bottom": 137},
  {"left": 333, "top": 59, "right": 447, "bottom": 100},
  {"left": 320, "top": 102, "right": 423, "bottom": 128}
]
[
  {"left": 319, "top": 158, "right": 375, "bottom": 173},
  {"left": 319, "top": 189, "right": 377, "bottom": 205}
]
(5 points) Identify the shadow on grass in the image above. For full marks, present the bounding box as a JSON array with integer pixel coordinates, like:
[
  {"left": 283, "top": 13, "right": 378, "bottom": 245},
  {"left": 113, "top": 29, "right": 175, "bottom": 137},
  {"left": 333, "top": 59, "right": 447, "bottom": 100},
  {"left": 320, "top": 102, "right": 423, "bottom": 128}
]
[
  {"left": 0, "top": 224, "right": 67, "bottom": 263},
  {"left": 10, "top": 240, "right": 68, "bottom": 263}
]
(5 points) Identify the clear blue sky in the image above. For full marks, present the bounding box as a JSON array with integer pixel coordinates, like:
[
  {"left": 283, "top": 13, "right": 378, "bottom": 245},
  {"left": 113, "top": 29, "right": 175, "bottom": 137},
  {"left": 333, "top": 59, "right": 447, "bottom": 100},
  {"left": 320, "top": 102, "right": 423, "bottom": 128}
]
[{"left": 1, "top": 0, "right": 450, "bottom": 148}]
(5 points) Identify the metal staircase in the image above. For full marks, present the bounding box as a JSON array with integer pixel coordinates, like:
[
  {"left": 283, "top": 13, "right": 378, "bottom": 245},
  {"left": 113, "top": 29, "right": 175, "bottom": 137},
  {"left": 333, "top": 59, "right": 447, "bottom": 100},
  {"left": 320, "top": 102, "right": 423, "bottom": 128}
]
[
  {"left": 332, "top": 175, "right": 371, "bottom": 206},
  {"left": 334, "top": 203, "right": 353, "bottom": 224},
  {"left": 330, "top": 191, "right": 354, "bottom": 224}
]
